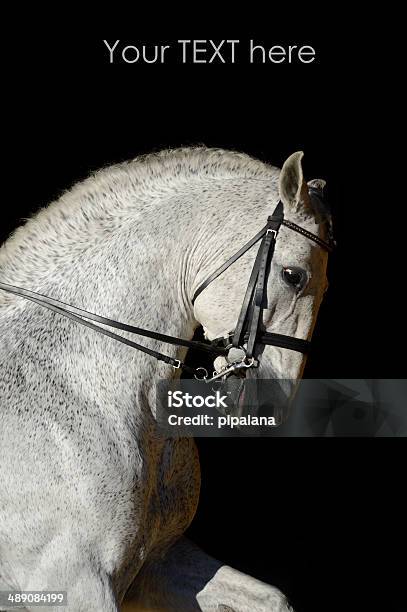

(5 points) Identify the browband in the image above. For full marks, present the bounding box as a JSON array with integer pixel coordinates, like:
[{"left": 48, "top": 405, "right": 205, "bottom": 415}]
[{"left": 192, "top": 202, "right": 333, "bottom": 304}]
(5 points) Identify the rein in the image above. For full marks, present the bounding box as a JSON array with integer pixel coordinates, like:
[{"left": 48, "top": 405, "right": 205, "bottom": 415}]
[{"left": 0, "top": 194, "right": 334, "bottom": 381}]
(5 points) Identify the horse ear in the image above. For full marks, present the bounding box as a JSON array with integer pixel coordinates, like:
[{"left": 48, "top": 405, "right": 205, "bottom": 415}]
[
  {"left": 307, "top": 178, "right": 326, "bottom": 192},
  {"left": 279, "top": 151, "right": 307, "bottom": 210},
  {"left": 307, "top": 178, "right": 331, "bottom": 224}
]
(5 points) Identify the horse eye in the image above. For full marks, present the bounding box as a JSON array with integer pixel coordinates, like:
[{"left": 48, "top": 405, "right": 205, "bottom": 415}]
[{"left": 282, "top": 267, "right": 306, "bottom": 290}]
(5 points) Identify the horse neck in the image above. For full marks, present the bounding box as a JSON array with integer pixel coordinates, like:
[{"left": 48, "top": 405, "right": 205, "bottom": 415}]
[
  {"left": 0, "top": 173, "right": 275, "bottom": 377},
  {"left": 0, "top": 187, "right": 212, "bottom": 374}
]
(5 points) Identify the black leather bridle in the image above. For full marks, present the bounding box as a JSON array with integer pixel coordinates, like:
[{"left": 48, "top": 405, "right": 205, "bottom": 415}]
[
  {"left": 0, "top": 190, "right": 334, "bottom": 382},
  {"left": 190, "top": 194, "right": 333, "bottom": 380}
]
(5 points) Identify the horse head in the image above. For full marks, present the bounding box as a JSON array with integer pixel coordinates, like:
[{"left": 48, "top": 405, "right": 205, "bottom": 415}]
[{"left": 192, "top": 151, "right": 332, "bottom": 406}]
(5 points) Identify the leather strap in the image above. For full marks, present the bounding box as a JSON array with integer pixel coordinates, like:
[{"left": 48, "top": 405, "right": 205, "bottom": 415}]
[
  {"left": 192, "top": 201, "right": 333, "bottom": 306},
  {"left": 191, "top": 222, "right": 270, "bottom": 304},
  {"left": 260, "top": 332, "right": 310, "bottom": 353},
  {"left": 231, "top": 237, "right": 264, "bottom": 349},
  {"left": 0, "top": 193, "right": 332, "bottom": 376},
  {"left": 236, "top": 202, "right": 284, "bottom": 359},
  {"left": 282, "top": 219, "right": 333, "bottom": 252},
  {"left": 0, "top": 283, "right": 224, "bottom": 355},
  {"left": 222, "top": 330, "right": 310, "bottom": 354},
  {"left": 0, "top": 282, "right": 226, "bottom": 376},
  {"left": 246, "top": 231, "right": 277, "bottom": 358}
]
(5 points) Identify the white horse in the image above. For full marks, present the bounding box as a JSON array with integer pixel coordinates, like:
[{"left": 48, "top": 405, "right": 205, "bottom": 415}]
[{"left": 0, "top": 148, "right": 330, "bottom": 611}]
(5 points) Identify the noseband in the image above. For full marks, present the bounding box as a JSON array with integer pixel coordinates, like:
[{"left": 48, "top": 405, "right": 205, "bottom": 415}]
[{"left": 0, "top": 190, "right": 334, "bottom": 382}]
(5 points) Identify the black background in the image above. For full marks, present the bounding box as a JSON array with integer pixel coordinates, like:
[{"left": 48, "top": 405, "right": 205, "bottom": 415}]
[{"left": 1, "top": 20, "right": 405, "bottom": 612}]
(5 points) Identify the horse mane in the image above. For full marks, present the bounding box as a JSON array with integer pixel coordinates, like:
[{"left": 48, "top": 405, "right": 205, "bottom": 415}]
[{"left": 1, "top": 147, "right": 277, "bottom": 261}]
